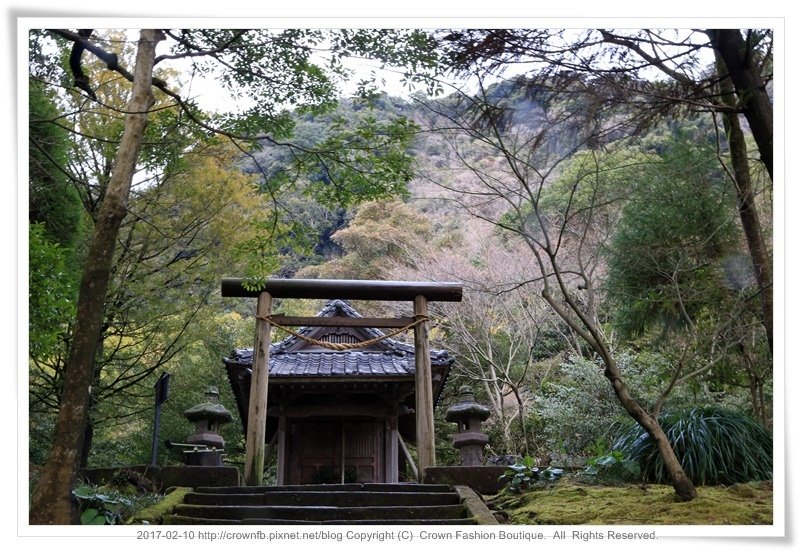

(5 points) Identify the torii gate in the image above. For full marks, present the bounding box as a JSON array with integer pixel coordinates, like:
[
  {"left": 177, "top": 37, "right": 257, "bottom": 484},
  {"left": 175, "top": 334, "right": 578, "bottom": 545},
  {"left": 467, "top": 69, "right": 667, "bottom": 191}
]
[{"left": 221, "top": 278, "right": 463, "bottom": 486}]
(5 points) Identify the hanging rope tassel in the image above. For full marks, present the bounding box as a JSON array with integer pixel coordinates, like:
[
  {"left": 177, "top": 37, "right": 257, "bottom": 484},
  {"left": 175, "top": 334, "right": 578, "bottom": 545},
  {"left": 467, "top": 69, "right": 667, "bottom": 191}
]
[{"left": 255, "top": 314, "right": 429, "bottom": 352}]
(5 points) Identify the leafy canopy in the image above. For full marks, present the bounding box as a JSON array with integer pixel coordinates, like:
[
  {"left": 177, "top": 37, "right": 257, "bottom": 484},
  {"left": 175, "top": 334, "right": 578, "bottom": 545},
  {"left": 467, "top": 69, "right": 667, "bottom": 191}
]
[{"left": 606, "top": 140, "right": 738, "bottom": 336}]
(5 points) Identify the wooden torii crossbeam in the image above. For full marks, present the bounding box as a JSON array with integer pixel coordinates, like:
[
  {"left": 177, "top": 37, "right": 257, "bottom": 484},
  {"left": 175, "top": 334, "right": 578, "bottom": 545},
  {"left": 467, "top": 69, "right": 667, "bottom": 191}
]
[{"left": 221, "top": 278, "right": 463, "bottom": 486}]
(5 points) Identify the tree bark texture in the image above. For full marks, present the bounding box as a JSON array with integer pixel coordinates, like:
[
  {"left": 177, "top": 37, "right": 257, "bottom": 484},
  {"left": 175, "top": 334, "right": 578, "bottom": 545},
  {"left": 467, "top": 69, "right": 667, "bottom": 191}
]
[
  {"left": 708, "top": 29, "right": 774, "bottom": 182},
  {"left": 716, "top": 52, "right": 774, "bottom": 353},
  {"left": 29, "top": 29, "right": 163, "bottom": 525}
]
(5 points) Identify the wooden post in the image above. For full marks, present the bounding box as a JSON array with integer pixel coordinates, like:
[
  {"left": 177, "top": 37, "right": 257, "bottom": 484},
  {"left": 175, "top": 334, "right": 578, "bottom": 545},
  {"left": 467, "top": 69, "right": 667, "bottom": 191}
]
[
  {"left": 413, "top": 295, "right": 435, "bottom": 482},
  {"left": 276, "top": 416, "right": 286, "bottom": 485},
  {"left": 244, "top": 291, "right": 272, "bottom": 486},
  {"left": 340, "top": 417, "right": 346, "bottom": 484},
  {"left": 398, "top": 432, "right": 419, "bottom": 482},
  {"left": 385, "top": 418, "right": 399, "bottom": 483}
]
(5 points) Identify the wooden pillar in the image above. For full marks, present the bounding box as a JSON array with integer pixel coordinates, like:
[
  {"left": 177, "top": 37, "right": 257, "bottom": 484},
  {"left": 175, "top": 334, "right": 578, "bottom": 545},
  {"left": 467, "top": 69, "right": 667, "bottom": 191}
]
[
  {"left": 244, "top": 291, "right": 272, "bottom": 486},
  {"left": 385, "top": 418, "right": 399, "bottom": 483},
  {"left": 276, "top": 416, "right": 286, "bottom": 485},
  {"left": 340, "top": 417, "right": 347, "bottom": 484},
  {"left": 413, "top": 295, "right": 435, "bottom": 481}
]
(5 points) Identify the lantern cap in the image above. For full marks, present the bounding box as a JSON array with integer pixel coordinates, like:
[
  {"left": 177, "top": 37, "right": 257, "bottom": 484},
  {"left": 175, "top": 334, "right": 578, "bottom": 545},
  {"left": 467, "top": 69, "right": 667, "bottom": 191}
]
[
  {"left": 184, "top": 386, "right": 233, "bottom": 424},
  {"left": 445, "top": 385, "right": 490, "bottom": 422}
]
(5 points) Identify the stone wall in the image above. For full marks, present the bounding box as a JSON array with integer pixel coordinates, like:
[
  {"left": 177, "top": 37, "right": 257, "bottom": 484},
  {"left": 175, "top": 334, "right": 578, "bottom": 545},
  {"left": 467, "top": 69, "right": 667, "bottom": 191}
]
[
  {"left": 80, "top": 465, "right": 241, "bottom": 491},
  {"left": 424, "top": 466, "right": 506, "bottom": 495}
]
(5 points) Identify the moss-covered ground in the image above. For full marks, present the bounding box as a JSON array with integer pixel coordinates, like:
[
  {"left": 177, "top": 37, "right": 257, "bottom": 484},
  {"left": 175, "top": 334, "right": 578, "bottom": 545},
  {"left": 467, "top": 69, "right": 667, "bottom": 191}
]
[
  {"left": 490, "top": 480, "right": 772, "bottom": 525},
  {"left": 126, "top": 487, "right": 192, "bottom": 524}
]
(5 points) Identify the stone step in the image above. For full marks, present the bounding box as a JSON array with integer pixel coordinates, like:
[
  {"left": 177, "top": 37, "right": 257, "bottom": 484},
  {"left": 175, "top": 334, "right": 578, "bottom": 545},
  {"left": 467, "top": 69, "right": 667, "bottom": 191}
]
[
  {"left": 194, "top": 484, "right": 362, "bottom": 494},
  {"left": 173, "top": 503, "right": 468, "bottom": 522},
  {"left": 241, "top": 518, "right": 478, "bottom": 525},
  {"left": 164, "top": 515, "right": 240, "bottom": 525},
  {"left": 363, "top": 483, "right": 454, "bottom": 493},
  {"left": 164, "top": 515, "right": 476, "bottom": 525},
  {"left": 184, "top": 491, "right": 461, "bottom": 507},
  {"left": 193, "top": 483, "right": 453, "bottom": 494}
]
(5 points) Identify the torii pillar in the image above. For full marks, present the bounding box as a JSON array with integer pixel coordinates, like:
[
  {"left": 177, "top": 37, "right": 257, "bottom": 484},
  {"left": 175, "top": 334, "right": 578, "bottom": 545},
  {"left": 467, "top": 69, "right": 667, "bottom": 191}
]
[
  {"left": 244, "top": 291, "right": 271, "bottom": 486},
  {"left": 221, "top": 278, "right": 462, "bottom": 485},
  {"left": 413, "top": 295, "right": 435, "bottom": 474}
]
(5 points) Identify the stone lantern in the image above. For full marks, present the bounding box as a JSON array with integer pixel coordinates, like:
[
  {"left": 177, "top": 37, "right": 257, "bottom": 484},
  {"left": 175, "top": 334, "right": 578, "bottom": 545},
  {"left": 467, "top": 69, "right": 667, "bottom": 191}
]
[
  {"left": 445, "top": 385, "right": 490, "bottom": 466},
  {"left": 183, "top": 386, "right": 233, "bottom": 466}
]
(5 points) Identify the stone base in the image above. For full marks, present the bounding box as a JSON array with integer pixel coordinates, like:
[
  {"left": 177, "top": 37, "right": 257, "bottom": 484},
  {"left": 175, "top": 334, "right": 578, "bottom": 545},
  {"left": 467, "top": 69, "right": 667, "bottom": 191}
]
[
  {"left": 184, "top": 450, "right": 223, "bottom": 467},
  {"left": 81, "top": 464, "right": 242, "bottom": 491},
  {"left": 424, "top": 466, "right": 507, "bottom": 495}
]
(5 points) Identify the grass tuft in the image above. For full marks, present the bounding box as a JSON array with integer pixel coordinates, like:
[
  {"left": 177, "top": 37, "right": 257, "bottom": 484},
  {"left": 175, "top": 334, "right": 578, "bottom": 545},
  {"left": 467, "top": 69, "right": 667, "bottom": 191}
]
[{"left": 615, "top": 407, "right": 772, "bottom": 485}]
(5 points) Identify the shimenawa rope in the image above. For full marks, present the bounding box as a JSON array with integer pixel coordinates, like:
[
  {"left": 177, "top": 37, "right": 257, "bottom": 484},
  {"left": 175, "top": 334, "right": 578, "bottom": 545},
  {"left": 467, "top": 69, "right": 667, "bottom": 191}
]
[{"left": 255, "top": 314, "right": 429, "bottom": 352}]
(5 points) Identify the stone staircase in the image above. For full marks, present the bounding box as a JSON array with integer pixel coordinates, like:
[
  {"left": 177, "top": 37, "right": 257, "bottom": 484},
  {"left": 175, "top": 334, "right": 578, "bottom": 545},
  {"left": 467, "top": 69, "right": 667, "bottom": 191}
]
[{"left": 164, "top": 483, "right": 496, "bottom": 525}]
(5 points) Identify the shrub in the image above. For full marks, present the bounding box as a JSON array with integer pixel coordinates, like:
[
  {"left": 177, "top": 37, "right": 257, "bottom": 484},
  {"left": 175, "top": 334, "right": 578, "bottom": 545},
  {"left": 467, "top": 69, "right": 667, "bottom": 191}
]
[
  {"left": 73, "top": 482, "right": 162, "bottom": 525},
  {"left": 581, "top": 439, "right": 641, "bottom": 484},
  {"left": 614, "top": 406, "right": 772, "bottom": 485},
  {"left": 531, "top": 353, "right": 750, "bottom": 465},
  {"left": 499, "top": 455, "right": 563, "bottom": 493}
]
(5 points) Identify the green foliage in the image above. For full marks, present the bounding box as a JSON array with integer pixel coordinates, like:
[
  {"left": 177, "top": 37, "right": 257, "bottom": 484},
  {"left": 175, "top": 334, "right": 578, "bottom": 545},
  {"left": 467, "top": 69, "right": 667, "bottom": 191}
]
[
  {"left": 30, "top": 31, "right": 67, "bottom": 83},
  {"left": 187, "top": 28, "right": 438, "bottom": 134},
  {"left": 73, "top": 482, "right": 161, "bottom": 525},
  {"left": 298, "top": 115, "right": 417, "bottom": 208},
  {"left": 29, "top": 411, "right": 56, "bottom": 467},
  {"left": 237, "top": 217, "right": 317, "bottom": 289},
  {"left": 89, "top": 311, "right": 251, "bottom": 468},
  {"left": 532, "top": 355, "right": 632, "bottom": 464},
  {"left": 614, "top": 407, "right": 772, "bottom": 485},
  {"left": 28, "top": 79, "right": 84, "bottom": 252},
  {"left": 531, "top": 353, "right": 748, "bottom": 465},
  {"left": 605, "top": 141, "right": 739, "bottom": 336},
  {"left": 298, "top": 199, "right": 432, "bottom": 280},
  {"left": 328, "top": 29, "right": 442, "bottom": 96},
  {"left": 236, "top": 99, "right": 421, "bottom": 287},
  {"left": 87, "top": 427, "right": 153, "bottom": 469},
  {"left": 541, "top": 146, "right": 656, "bottom": 219},
  {"left": 581, "top": 440, "right": 641, "bottom": 483},
  {"left": 499, "top": 455, "right": 563, "bottom": 493},
  {"left": 28, "top": 223, "right": 76, "bottom": 362},
  {"left": 434, "top": 394, "right": 462, "bottom": 467}
]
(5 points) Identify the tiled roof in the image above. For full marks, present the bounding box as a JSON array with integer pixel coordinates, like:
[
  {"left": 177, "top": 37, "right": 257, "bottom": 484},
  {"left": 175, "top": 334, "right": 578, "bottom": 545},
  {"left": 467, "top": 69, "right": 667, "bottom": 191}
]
[
  {"left": 255, "top": 350, "right": 413, "bottom": 377},
  {"left": 224, "top": 299, "right": 452, "bottom": 378}
]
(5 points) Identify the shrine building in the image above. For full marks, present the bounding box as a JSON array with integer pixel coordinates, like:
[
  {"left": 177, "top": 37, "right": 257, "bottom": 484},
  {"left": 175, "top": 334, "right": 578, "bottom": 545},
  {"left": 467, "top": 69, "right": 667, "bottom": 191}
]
[{"left": 224, "top": 299, "right": 453, "bottom": 485}]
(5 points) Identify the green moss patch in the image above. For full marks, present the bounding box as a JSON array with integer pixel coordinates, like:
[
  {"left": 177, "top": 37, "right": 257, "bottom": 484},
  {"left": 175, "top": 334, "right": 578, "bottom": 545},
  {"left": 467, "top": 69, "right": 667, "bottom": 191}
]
[
  {"left": 491, "top": 481, "right": 772, "bottom": 525},
  {"left": 126, "top": 487, "right": 192, "bottom": 525}
]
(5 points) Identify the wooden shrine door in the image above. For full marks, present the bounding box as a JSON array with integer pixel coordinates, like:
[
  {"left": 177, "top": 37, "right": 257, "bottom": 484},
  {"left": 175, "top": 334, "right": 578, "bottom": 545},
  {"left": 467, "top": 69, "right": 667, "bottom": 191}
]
[{"left": 286, "top": 418, "right": 383, "bottom": 484}]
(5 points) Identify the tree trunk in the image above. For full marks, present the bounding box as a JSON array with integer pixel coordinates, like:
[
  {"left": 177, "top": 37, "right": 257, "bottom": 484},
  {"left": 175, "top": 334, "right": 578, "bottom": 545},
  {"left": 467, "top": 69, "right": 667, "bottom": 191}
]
[
  {"left": 541, "top": 287, "right": 697, "bottom": 501},
  {"left": 79, "top": 334, "right": 105, "bottom": 467},
  {"left": 716, "top": 52, "right": 773, "bottom": 352},
  {"left": 79, "top": 418, "right": 93, "bottom": 469},
  {"left": 510, "top": 386, "right": 530, "bottom": 457},
  {"left": 29, "top": 29, "right": 163, "bottom": 525},
  {"left": 707, "top": 29, "right": 773, "bottom": 183},
  {"left": 602, "top": 357, "right": 697, "bottom": 501}
]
